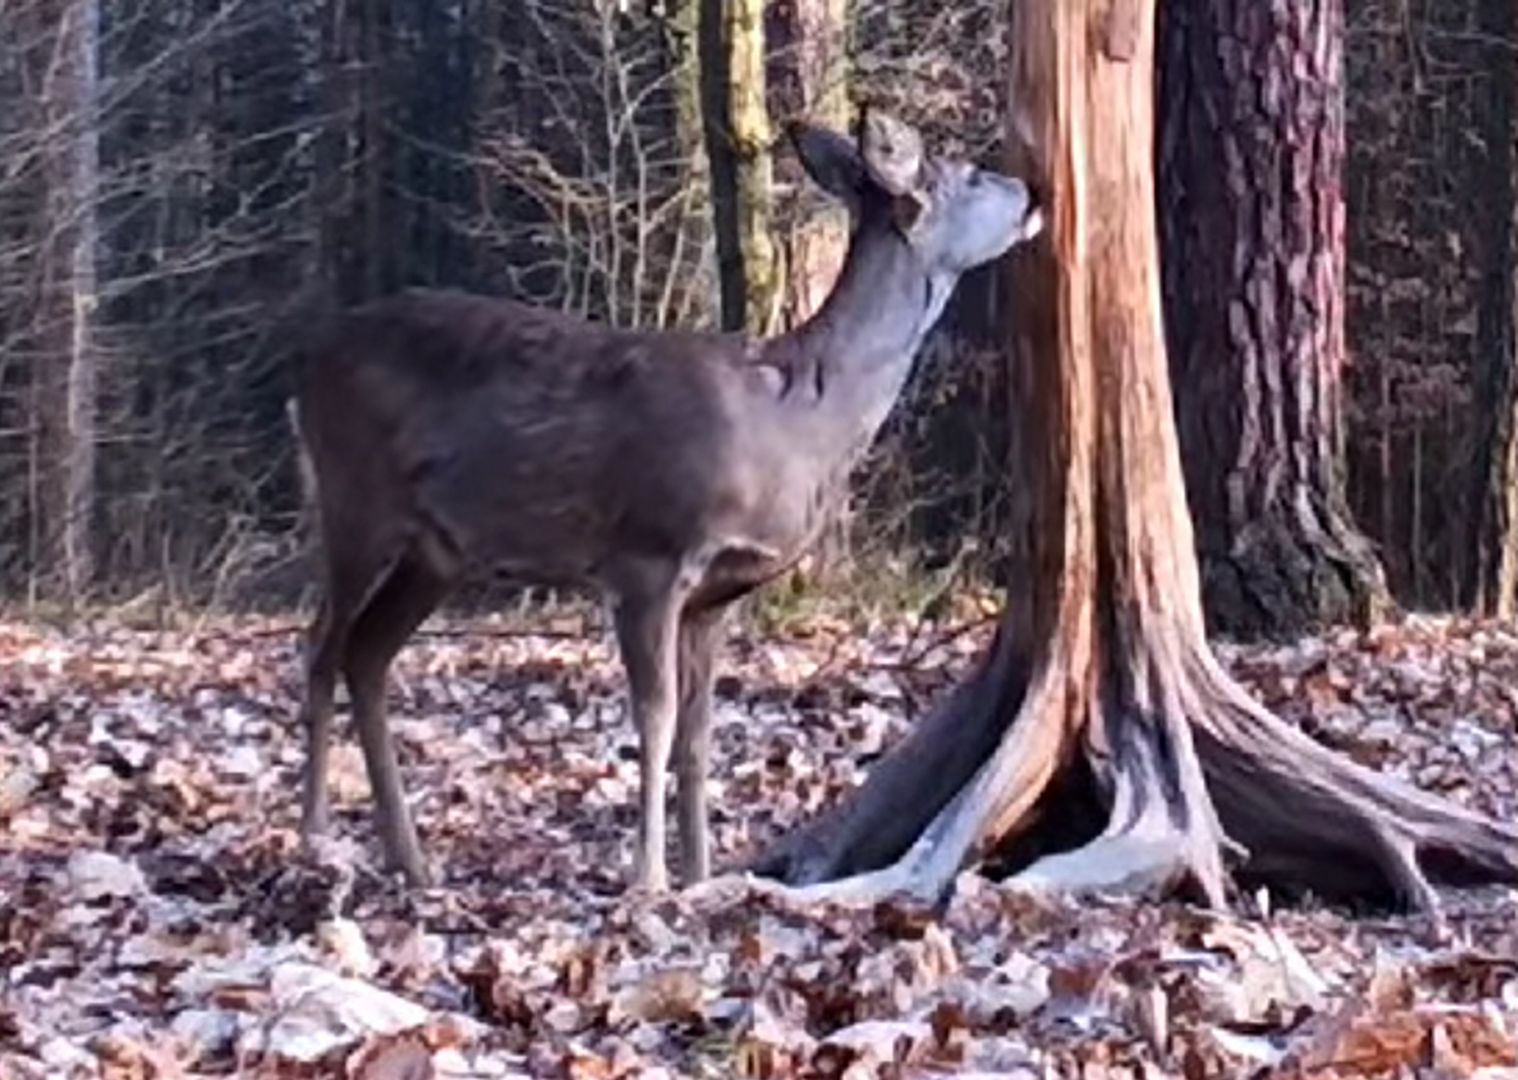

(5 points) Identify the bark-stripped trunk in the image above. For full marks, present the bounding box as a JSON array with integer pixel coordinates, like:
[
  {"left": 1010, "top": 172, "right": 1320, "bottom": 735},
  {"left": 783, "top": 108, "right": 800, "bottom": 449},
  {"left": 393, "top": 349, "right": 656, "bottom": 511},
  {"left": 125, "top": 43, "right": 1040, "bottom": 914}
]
[
  {"left": 32, "top": 0, "right": 99, "bottom": 604},
  {"left": 1156, "top": 0, "right": 1389, "bottom": 640},
  {"left": 701, "top": 0, "right": 780, "bottom": 333},
  {"left": 756, "top": 0, "right": 1517, "bottom": 911},
  {"left": 1469, "top": 0, "right": 1518, "bottom": 619}
]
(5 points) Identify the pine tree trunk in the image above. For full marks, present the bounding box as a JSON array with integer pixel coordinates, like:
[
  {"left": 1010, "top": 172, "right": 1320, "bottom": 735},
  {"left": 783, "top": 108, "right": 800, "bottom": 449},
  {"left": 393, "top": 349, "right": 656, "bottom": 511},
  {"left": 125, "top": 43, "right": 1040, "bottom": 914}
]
[
  {"left": 32, "top": 0, "right": 99, "bottom": 604},
  {"left": 1156, "top": 0, "right": 1389, "bottom": 640},
  {"left": 1469, "top": 0, "right": 1518, "bottom": 619},
  {"left": 755, "top": 0, "right": 1517, "bottom": 911}
]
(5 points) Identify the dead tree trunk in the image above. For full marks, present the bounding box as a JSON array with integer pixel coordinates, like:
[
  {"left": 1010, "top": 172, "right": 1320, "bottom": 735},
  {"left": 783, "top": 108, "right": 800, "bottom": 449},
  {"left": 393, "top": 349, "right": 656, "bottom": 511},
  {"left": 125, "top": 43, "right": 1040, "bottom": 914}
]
[
  {"left": 756, "top": 0, "right": 1517, "bottom": 911},
  {"left": 31, "top": 0, "right": 99, "bottom": 604},
  {"left": 1156, "top": 0, "right": 1389, "bottom": 640},
  {"left": 1468, "top": 0, "right": 1518, "bottom": 619}
]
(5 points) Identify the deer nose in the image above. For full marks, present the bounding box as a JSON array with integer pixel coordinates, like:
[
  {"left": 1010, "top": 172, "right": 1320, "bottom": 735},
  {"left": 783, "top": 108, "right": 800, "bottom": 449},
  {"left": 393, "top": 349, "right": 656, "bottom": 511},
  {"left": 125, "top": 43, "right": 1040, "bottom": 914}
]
[
  {"left": 1021, "top": 206, "right": 1045, "bottom": 241},
  {"left": 1011, "top": 178, "right": 1044, "bottom": 239}
]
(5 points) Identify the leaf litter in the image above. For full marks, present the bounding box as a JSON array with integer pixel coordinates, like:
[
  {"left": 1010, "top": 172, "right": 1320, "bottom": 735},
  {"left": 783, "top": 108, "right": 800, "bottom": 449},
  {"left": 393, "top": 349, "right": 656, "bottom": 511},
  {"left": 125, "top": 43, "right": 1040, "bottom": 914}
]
[{"left": 0, "top": 610, "right": 1515, "bottom": 1078}]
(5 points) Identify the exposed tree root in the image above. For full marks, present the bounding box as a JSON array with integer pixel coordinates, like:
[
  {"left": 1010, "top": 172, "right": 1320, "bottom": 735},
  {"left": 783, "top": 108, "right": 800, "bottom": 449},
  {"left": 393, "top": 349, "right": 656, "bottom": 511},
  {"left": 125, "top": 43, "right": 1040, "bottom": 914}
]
[
  {"left": 1188, "top": 650, "right": 1517, "bottom": 909},
  {"left": 753, "top": 631, "right": 1518, "bottom": 912},
  {"left": 751, "top": 626, "right": 1036, "bottom": 887}
]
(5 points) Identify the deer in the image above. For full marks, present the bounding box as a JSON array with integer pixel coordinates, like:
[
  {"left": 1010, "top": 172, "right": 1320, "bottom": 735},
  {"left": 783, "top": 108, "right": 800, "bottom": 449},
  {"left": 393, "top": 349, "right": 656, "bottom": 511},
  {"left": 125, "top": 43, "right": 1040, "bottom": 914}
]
[{"left": 291, "top": 109, "right": 1043, "bottom": 891}]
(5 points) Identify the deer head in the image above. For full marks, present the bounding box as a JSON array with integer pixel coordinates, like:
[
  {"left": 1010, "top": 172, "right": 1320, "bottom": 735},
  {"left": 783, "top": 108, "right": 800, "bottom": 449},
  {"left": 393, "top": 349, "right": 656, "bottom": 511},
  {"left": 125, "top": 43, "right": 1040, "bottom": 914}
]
[{"left": 789, "top": 108, "right": 1044, "bottom": 274}]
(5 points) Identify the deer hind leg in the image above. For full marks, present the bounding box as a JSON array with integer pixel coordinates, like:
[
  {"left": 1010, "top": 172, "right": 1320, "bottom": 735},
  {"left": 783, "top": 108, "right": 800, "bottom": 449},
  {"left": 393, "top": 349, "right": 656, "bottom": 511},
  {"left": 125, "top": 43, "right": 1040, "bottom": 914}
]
[
  {"left": 612, "top": 565, "right": 688, "bottom": 893},
  {"left": 342, "top": 553, "right": 451, "bottom": 885},
  {"left": 300, "top": 550, "right": 393, "bottom": 843},
  {"left": 674, "top": 605, "right": 724, "bottom": 884},
  {"left": 298, "top": 597, "right": 341, "bottom": 839}
]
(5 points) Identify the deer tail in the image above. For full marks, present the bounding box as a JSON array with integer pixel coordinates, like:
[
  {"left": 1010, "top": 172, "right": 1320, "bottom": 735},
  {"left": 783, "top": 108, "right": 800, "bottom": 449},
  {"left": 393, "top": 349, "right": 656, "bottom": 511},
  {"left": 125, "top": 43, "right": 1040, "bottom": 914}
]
[{"left": 286, "top": 395, "right": 321, "bottom": 531}]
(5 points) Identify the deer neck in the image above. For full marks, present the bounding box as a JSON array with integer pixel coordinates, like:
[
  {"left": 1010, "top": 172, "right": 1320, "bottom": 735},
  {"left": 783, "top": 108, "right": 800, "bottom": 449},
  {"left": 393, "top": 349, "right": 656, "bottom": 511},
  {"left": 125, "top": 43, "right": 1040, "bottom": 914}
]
[{"left": 771, "top": 221, "right": 956, "bottom": 461}]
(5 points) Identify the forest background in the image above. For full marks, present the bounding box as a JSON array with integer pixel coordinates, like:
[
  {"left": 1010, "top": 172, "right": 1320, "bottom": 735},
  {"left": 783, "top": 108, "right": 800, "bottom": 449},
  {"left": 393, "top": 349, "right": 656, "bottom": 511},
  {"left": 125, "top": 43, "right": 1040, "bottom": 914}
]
[{"left": 2, "top": 0, "right": 1516, "bottom": 638}]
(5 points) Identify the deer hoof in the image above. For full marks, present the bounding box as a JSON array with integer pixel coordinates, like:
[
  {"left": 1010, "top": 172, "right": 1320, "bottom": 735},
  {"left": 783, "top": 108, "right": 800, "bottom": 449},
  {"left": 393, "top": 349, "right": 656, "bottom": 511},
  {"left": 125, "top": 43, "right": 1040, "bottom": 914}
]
[{"left": 390, "top": 853, "right": 433, "bottom": 889}]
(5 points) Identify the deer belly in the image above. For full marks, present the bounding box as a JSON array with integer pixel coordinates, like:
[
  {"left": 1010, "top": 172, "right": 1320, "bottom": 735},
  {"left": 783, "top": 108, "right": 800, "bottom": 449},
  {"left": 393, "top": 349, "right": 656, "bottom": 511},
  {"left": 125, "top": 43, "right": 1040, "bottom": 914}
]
[{"left": 421, "top": 490, "right": 605, "bottom": 586}]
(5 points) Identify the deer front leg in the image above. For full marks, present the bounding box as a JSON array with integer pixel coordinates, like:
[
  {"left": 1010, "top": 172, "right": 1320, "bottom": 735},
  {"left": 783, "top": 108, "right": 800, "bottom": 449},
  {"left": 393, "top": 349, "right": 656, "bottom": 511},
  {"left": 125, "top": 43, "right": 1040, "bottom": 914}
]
[
  {"left": 612, "top": 572, "right": 685, "bottom": 893},
  {"left": 674, "top": 606, "right": 723, "bottom": 884}
]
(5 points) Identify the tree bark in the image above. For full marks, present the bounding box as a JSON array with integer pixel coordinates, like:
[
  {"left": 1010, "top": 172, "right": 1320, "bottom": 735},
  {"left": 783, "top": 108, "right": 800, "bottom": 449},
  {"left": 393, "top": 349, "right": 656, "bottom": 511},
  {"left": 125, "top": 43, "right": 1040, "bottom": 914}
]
[
  {"left": 666, "top": 0, "right": 713, "bottom": 330},
  {"left": 728, "top": 0, "right": 780, "bottom": 336},
  {"left": 699, "top": 0, "right": 741, "bottom": 332},
  {"left": 755, "top": 0, "right": 1517, "bottom": 911},
  {"left": 701, "top": 0, "right": 781, "bottom": 334},
  {"left": 1156, "top": 0, "right": 1389, "bottom": 640},
  {"left": 768, "top": 0, "right": 850, "bottom": 328},
  {"left": 1468, "top": 0, "right": 1518, "bottom": 619},
  {"left": 32, "top": 0, "right": 99, "bottom": 605}
]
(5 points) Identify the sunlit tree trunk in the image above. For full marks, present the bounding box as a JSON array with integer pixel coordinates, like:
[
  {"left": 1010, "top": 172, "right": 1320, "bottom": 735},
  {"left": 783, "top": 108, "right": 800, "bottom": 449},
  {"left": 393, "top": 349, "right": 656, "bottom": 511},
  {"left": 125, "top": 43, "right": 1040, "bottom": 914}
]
[
  {"left": 1156, "top": 0, "right": 1389, "bottom": 639},
  {"left": 758, "top": 0, "right": 1517, "bottom": 911},
  {"left": 701, "top": 0, "right": 780, "bottom": 333},
  {"left": 1469, "top": 0, "right": 1518, "bottom": 618}
]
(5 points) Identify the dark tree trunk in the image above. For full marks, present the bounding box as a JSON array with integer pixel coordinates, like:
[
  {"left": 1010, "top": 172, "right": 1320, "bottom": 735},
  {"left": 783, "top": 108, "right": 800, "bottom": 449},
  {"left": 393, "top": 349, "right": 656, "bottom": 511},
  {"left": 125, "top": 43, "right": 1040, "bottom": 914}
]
[
  {"left": 700, "top": 0, "right": 743, "bottom": 331},
  {"left": 361, "top": 0, "right": 394, "bottom": 300},
  {"left": 755, "top": 0, "right": 1517, "bottom": 913},
  {"left": 1468, "top": 0, "right": 1518, "bottom": 619},
  {"left": 1156, "top": 0, "right": 1389, "bottom": 640},
  {"left": 667, "top": 0, "right": 713, "bottom": 330}
]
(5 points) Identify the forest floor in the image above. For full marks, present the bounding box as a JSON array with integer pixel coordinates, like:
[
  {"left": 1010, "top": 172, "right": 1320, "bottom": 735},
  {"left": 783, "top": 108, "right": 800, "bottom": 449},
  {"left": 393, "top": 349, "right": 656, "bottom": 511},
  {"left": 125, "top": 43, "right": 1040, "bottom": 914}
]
[{"left": 1, "top": 609, "right": 1516, "bottom": 1079}]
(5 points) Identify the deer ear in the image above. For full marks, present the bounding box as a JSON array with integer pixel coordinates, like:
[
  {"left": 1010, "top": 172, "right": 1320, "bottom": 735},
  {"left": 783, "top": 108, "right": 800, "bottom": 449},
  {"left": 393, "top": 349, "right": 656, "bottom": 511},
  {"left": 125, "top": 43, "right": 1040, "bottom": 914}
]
[
  {"left": 859, "top": 109, "right": 924, "bottom": 196},
  {"left": 789, "top": 122, "right": 864, "bottom": 211}
]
